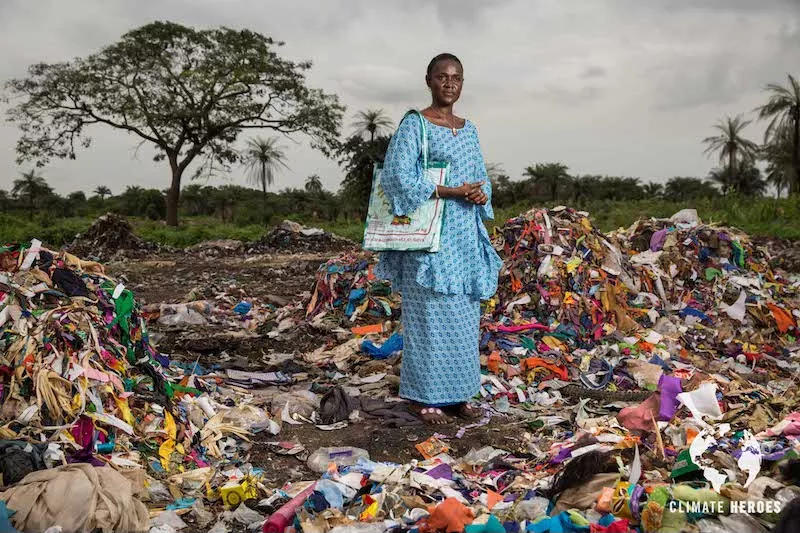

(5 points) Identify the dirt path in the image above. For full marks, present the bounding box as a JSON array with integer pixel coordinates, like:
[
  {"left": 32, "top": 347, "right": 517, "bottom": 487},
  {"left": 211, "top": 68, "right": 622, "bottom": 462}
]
[{"left": 106, "top": 251, "right": 518, "bottom": 489}]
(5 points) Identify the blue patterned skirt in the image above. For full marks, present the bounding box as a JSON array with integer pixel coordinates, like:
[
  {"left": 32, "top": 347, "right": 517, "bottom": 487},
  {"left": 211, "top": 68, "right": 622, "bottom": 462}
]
[{"left": 399, "top": 280, "right": 481, "bottom": 406}]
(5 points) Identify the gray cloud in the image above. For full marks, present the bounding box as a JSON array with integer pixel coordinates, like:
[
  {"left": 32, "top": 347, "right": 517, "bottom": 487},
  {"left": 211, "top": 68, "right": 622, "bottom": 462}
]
[
  {"left": 0, "top": 0, "right": 798, "bottom": 196},
  {"left": 581, "top": 67, "right": 607, "bottom": 79}
]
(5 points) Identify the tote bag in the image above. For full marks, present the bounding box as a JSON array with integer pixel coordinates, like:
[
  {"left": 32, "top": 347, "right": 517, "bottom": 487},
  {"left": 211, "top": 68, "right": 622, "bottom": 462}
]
[{"left": 363, "top": 110, "right": 449, "bottom": 252}]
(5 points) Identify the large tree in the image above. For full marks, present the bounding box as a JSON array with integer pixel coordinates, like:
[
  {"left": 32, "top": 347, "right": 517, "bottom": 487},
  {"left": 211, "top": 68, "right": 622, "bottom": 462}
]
[
  {"left": 702, "top": 115, "right": 759, "bottom": 193},
  {"left": 351, "top": 109, "right": 393, "bottom": 142},
  {"left": 12, "top": 169, "right": 52, "bottom": 211},
  {"left": 242, "top": 136, "right": 289, "bottom": 223},
  {"left": 4, "top": 21, "right": 344, "bottom": 226},
  {"left": 757, "top": 74, "right": 800, "bottom": 195}
]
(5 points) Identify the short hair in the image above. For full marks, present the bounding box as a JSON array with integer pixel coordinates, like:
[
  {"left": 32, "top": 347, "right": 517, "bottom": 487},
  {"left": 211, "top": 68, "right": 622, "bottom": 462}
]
[{"left": 426, "top": 53, "right": 463, "bottom": 78}]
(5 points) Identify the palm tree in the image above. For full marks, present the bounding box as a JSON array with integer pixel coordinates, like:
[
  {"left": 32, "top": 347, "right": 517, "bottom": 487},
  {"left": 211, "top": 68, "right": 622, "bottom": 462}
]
[
  {"left": 702, "top": 115, "right": 760, "bottom": 193},
  {"left": 93, "top": 185, "right": 112, "bottom": 201},
  {"left": 242, "top": 137, "right": 289, "bottom": 223},
  {"left": 643, "top": 182, "right": 663, "bottom": 198},
  {"left": 0, "top": 190, "right": 9, "bottom": 212},
  {"left": 12, "top": 169, "right": 51, "bottom": 211},
  {"left": 762, "top": 125, "right": 793, "bottom": 198},
  {"left": 305, "top": 174, "right": 324, "bottom": 195},
  {"left": 708, "top": 167, "right": 733, "bottom": 195},
  {"left": 523, "top": 163, "right": 570, "bottom": 202},
  {"left": 757, "top": 74, "right": 800, "bottom": 195},
  {"left": 352, "top": 109, "right": 393, "bottom": 141}
]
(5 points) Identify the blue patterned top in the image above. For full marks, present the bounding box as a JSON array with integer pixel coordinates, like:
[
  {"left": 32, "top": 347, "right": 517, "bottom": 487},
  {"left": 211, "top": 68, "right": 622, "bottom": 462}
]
[{"left": 375, "top": 113, "right": 503, "bottom": 301}]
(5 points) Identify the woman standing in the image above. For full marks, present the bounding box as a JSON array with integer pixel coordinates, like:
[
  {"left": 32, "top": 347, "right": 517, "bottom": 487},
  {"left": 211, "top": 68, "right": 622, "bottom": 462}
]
[{"left": 376, "top": 53, "right": 502, "bottom": 425}]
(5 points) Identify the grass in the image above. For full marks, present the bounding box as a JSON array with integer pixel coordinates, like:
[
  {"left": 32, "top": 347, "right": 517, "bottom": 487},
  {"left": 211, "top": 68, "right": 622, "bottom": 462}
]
[{"left": 3, "top": 197, "right": 800, "bottom": 249}]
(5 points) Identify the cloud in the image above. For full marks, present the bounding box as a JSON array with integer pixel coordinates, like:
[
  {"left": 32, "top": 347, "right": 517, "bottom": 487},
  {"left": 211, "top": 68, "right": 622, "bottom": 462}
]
[{"left": 0, "top": 0, "right": 798, "bottom": 196}]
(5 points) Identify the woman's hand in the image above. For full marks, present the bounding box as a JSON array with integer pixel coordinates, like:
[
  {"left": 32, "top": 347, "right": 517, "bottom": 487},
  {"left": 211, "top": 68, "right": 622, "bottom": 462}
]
[{"left": 451, "top": 182, "right": 487, "bottom": 205}]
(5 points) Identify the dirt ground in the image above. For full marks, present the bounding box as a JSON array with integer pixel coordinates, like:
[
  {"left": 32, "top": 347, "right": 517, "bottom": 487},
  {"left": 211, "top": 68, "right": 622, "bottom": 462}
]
[{"left": 106, "top": 251, "right": 517, "bottom": 489}]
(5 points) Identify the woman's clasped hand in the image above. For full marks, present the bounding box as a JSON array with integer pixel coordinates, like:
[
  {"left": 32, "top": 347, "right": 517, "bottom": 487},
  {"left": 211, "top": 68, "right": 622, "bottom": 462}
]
[{"left": 454, "top": 181, "right": 487, "bottom": 205}]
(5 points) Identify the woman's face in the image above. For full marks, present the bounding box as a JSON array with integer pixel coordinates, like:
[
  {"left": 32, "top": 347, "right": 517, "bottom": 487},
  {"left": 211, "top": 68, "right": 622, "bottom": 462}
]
[{"left": 427, "top": 59, "right": 463, "bottom": 107}]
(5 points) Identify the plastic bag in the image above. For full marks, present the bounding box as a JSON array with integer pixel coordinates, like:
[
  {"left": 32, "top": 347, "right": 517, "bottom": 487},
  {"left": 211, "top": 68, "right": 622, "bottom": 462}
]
[
  {"left": 307, "top": 447, "right": 370, "bottom": 473},
  {"left": 270, "top": 390, "right": 319, "bottom": 421},
  {"left": 147, "top": 480, "right": 173, "bottom": 503},
  {"left": 192, "top": 500, "right": 214, "bottom": 529},
  {"left": 221, "top": 405, "right": 280, "bottom": 435},
  {"left": 514, "top": 497, "right": 550, "bottom": 521},
  {"left": 150, "top": 510, "right": 187, "bottom": 530}
]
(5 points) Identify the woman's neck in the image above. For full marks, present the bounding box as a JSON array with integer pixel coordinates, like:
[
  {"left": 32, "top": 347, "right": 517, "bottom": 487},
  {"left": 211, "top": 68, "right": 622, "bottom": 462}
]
[{"left": 430, "top": 102, "right": 454, "bottom": 116}]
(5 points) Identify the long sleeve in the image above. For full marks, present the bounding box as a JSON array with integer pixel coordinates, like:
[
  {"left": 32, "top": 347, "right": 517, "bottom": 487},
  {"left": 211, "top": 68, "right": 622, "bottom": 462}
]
[
  {"left": 380, "top": 114, "right": 436, "bottom": 216},
  {"left": 474, "top": 133, "right": 495, "bottom": 221}
]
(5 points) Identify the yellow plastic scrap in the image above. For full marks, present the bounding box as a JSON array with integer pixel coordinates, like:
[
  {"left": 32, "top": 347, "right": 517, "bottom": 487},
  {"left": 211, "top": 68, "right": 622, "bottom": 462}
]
[
  {"left": 566, "top": 257, "right": 582, "bottom": 274},
  {"left": 359, "top": 501, "right": 379, "bottom": 521},
  {"left": 542, "top": 336, "right": 567, "bottom": 352},
  {"left": 159, "top": 411, "right": 178, "bottom": 471},
  {"left": 115, "top": 396, "right": 134, "bottom": 427}
]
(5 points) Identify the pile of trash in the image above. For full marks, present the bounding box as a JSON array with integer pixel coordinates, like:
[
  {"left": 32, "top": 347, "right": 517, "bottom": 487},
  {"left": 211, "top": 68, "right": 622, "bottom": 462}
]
[
  {"left": 305, "top": 252, "right": 400, "bottom": 328},
  {"left": 250, "top": 220, "right": 355, "bottom": 254},
  {"left": 0, "top": 239, "right": 296, "bottom": 532},
  {"left": 753, "top": 236, "right": 800, "bottom": 274},
  {"left": 242, "top": 208, "right": 800, "bottom": 533},
  {"left": 254, "top": 436, "right": 800, "bottom": 533},
  {"left": 186, "top": 238, "right": 245, "bottom": 258},
  {"left": 68, "top": 213, "right": 157, "bottom": 260}
]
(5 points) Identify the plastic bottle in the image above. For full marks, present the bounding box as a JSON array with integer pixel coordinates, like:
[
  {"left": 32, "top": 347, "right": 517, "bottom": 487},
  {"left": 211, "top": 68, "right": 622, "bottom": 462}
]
[{"left": 306, "top": 447, "right": 370, "bottom": 473}]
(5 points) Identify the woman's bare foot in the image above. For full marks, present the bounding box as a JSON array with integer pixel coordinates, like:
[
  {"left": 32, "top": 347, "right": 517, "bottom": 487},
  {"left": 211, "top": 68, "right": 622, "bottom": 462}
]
[
  {"left": 456, "top": 403, "right": 483, "bottom": 419},
  {"left": 410, "top": 404, "right": 451, "bottom": 425}
]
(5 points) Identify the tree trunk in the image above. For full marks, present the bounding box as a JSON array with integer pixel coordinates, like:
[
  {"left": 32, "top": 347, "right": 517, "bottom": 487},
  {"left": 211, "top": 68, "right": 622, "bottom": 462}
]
[
  {"left": 166, "top": 159, "right": 182, "bottom": 227},
  {"left": 729, "top": 148, "right": 736, "bottom": 195},
  {"left": 262, "top": 184, "right": 267, "bottom": 225},
  {"left": 793, "top": 109, "right": 800, "bottom": 196}
]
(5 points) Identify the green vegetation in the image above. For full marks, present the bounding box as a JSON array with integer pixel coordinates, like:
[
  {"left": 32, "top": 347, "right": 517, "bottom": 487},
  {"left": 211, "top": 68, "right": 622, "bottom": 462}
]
[
  {"left": 3, "top": 196, "right": 800, "bottom": 250},
  {"left": 2, "top": 21, "right": 799, "bottom": 248}
]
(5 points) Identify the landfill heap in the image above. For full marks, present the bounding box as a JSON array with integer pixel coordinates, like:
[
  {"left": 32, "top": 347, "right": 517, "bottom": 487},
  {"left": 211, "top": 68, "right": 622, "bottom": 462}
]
[
  {"left": 68, "top": 212, "right": 156, "bottom": 260},
  {"left": 0, "top": 240, "right": 292, "bottom": 532},
  {"left": 304, "top": 251, "right": 399, "bottom": 329},
  {"left": 250, "top": 220, "right": 355, "bottom": 254},
  {"left": 260, "top": 208, "right": 800, "bottom": 533}
]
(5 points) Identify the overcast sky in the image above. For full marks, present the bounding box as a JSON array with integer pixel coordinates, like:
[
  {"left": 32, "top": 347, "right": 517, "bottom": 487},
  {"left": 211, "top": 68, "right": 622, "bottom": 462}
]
[{"left": 0, "top": 0, "right": 798, "bottom": 196}]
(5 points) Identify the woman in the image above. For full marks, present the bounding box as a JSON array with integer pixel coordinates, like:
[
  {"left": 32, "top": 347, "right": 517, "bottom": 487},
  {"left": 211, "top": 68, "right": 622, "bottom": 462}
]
[{"left": 376, "top": 53, "right": 503, "bottom": 425}]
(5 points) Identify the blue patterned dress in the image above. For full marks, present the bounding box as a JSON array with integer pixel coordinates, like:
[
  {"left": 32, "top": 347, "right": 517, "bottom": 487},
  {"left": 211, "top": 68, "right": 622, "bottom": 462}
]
[{"left": 375, "top": 113, "right": 503, "bottom": 406}]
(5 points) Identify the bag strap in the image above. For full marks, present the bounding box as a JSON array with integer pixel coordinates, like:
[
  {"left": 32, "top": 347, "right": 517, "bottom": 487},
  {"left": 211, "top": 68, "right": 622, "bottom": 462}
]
[{"left": 402, "top": 110, "right": 428, "bottom": 169}]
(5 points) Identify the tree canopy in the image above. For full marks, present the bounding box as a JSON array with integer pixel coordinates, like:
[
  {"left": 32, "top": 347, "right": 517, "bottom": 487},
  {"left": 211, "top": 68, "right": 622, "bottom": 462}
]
[{"left": 4, "top": 21, "right": 344, "bottom": 226}]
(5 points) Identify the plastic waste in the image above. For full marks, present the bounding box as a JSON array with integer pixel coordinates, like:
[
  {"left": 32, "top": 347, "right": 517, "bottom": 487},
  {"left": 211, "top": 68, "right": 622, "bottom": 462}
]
[
  {"left": 360, "top": 333, "right": 403, "bottom": 359},
  {"left": 157, "top": 302, "right": 209, "bottom": 326},
  {"left": 221, "top": 405, "right": 280, "bottom": 435},
  {"left": 150, "top": 510, "right": 187, "bottom": 530},
  {"left": 228, "top": 504, "right": 264, "bottom": 527},
  {"left": 462, "top": 447, "right": 506, "bottom": 466},
  {"left": 718, "top": 514, "right": 769, "bottom": 533},
  {"left": 147, "top": 480, "right": 173, "bottom": 503},
  {"left": 307, "top": 447, "right": 370, "bottom": 473},
  {"left": 670, "top": 208, "right": 699, "bottom": 225},
  {"left": 262, "top": 482, "right": 317, "bottom": 533},
  {"left": 192, "top": 500, "right": 214, "bottom": 529},
  {"left": 208, "top": 522, "right": 228, "bottom": 533},
  {"left": 270, "top": 390, "right": 319, "bottom": 422},
  {"left": 514, "top": 496, "right": 550, "bottom": 521},
  {"left": 233, "top": 301, "right": 252, "bottom": 315}
]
